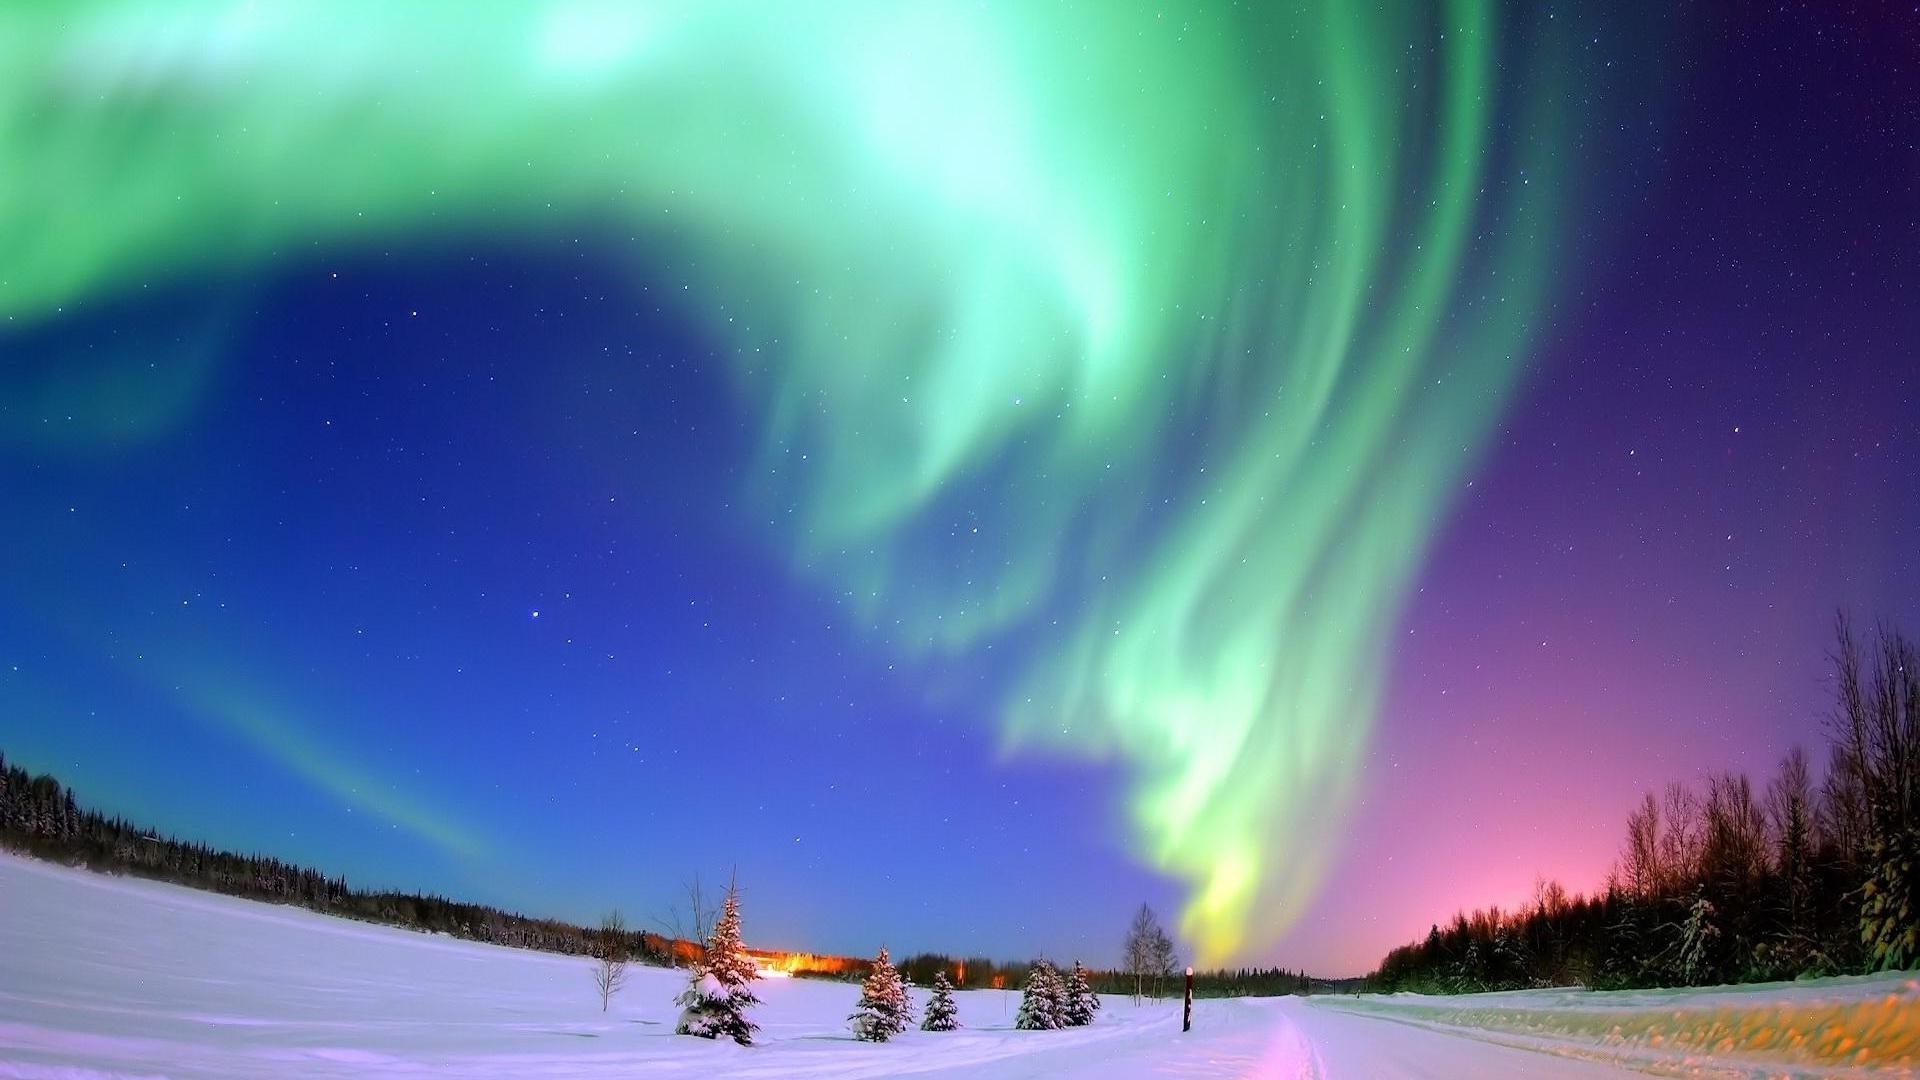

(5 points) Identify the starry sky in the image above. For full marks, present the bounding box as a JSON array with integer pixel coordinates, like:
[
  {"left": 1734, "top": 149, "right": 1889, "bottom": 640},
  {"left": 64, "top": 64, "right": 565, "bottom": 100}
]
[{"left": 2, "top": 2, "right": 1914, "bottom": 976}]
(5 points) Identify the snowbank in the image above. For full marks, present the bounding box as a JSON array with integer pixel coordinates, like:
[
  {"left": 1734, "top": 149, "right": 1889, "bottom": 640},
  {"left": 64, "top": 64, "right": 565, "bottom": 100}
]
[{"left": 1316, "top": 973, "right": 1920, "bottom": 1076}]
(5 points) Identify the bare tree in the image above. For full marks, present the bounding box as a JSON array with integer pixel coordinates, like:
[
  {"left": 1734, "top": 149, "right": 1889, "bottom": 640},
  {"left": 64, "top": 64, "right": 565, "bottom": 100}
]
[
  {"left": 1621, "top": 791, "right": 1662, "bottom": 897},
  {"left": 1765, "top": 746, "right": 1815, "bottom": 935},
  {"left": 1532, "top": 877, "right": 1572, "bottom": 919},
  {"left": 652, "top": 876, "right": 716, "bottom": 970},
  {"left": 1122, "top": 903, "right": 1158, "bottom": 1004},
  {"left": 1147, "top": 923, "right": 1178, "bottom": 1001},
  {"left": 592, "top": 909, "right": 629, "bottom": 1012},
  {"left": 1702, "top": 772, "right": 1767, "bottom": 892},
  {"left": 1819, "top": 741, "right": 1869, "bottom": 870},
  {"left": 1658, "top": 781, "right": 1702, "bottom": 895}
]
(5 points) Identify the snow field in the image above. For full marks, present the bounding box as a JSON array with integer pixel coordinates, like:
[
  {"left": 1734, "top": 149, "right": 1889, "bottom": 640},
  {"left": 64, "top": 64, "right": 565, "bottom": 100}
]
[{"left": 4, "top": 854, "right": 1915, "bottom": 1078}]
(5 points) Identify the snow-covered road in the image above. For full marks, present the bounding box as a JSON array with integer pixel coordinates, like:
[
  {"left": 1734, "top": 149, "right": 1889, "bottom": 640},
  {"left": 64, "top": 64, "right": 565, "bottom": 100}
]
[
  {"left": 2, "top": 855, "right": 1912, "bottom": 1078},
  {"left": 867, "top": 995, "right": 1647, "bottom": 1079}
]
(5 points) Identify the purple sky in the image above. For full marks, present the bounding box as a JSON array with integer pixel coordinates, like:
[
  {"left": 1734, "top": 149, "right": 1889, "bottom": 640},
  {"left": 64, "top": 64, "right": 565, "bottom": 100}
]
[{"left": 1282, "top": 2, "right": 1918, "bottom": 970}]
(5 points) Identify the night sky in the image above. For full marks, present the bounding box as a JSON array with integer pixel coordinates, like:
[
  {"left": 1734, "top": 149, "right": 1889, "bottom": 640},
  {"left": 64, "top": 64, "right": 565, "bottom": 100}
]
[{"left": 2, "top": 3, "right": 1914, "bottom": 976}]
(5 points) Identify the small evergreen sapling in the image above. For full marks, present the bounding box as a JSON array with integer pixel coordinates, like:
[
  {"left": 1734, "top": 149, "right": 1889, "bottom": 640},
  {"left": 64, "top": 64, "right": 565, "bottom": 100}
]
[
  {"left": 1062, "top": 960, "right": 1099, "bottom": 1026},
  {"left": 675, "top": 879, "right": 761, "bottom": 1045},
  {"left": 1014, "top": 960, "right": 1064, "bottom": 1030},
  {"left": 849, "top": 946, "right": 913, "bottom": 1042},
  {"left": 920, "top": 969, "right": 960, "bottom": 1032}
]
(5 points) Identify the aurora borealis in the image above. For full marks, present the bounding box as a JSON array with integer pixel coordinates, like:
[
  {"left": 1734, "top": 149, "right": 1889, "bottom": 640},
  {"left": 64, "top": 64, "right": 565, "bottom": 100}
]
[{"left": 3, "top": 2, "right": 1915, "bottom": 975}]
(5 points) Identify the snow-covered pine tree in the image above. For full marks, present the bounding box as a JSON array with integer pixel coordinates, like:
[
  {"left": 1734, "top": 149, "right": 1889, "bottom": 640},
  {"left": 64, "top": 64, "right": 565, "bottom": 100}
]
[
  {"left": 1062, "top": 960, "right": 1098, "bottom": 1026},
  {"left": 1862, "top": 826, "right": 1918, "bottom": 970},
  {"left": 1675, "top": 892, "right": 1721, "bottom": 987},
  {"left": 920, "top": 969, "right": 960, "bottom": 1031},
  {"left": 1014, "top": 960, "right": 1063, "bottom": 1030},
  {"left": 675, "top": 878, "right": 761, "bottom": 1045},
  {"left": 849, "top": 946, "right": 913, "bottom": 1042},
  {"left": 1046, "top": 958, "right": 1071, "bottom": 1021}
]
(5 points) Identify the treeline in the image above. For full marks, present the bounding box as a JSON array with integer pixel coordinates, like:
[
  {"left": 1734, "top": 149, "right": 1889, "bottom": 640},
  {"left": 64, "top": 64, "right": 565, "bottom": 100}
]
[
  {"left": 1119, "top": 965, "right": 1324, "bottom": 999},
  {"left": 889, "top": 952, "right": 1318, "bottom": 998},
  {"left": 2, "top": 755, "right": 1343, "bottom": 998},
  {"left": 893, "top": 903, "right": 1336, "bottom": 999},
  {"left": 0, "top": 755, "right": 684, "bottom": 960},
  {"left": 1375, "top": 618, "right": 1919, "bottom": 993}
]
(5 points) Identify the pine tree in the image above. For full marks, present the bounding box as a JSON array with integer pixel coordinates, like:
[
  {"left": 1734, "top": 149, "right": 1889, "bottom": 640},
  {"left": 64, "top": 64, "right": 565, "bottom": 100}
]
[
  {"left": 920, "top": 969, "right": 960, "bottom": 1032},
  {"left": 1675, "top": 892, "right": 1720, "bottom": 986},
  {"left": 1861, "top": 827, "right": 1918, "bottom": 970},
  {"left": 1062, "top": 960, "right": 1099, "bottom": 1026},
  {"left": 675, "top": 879, "right": 761, "bottom": 1045},
  {"left": 850, "top": 946, "right": 913, "bottom": 1042},
  {"left": 1048, "top": 959, "right": 1071, "bottom": 1019},
  {"left": 1014, "top": 960, "right": 1063, "bottom": 1030}
]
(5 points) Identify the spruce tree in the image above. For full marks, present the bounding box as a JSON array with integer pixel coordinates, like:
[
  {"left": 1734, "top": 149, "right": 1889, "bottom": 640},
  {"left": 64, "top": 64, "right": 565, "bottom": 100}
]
[
  {"left": 1014, "top": 960, "right": 1063, "bottom": 1030},
  {"left": 1861, "top": 827, "right": 1917, "bottom": 971},
  {"left": 1675, "top": 892, "right": 1721, "bottom": 986},
  {"left": 1062, "top": 960, "right": 1099, "bottom": 1026},
  {"left": 850, "top": 946, "right": 913, "bottom": 1042},
  {"left": 920, "top": 969, "right": 960, "bottom": 1032},
  {"left": 675, "top": 879, "right": 761, "bottom": 1045}
]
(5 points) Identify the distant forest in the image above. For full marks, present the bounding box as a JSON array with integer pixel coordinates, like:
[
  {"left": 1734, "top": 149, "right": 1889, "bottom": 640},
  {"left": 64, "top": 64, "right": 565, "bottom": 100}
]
[
  {"left": 1374, "top": 618, "right": 1919, "bottom": 992},
  {"left": 0, "top": 749, "right": 1339, "bottom": 998},
  {"left": 889, "top": 951, "right": 1354, "bottom": 1000},
  {"left": 0, "top": 752, "right": 672, "bottom": 959},
  {"left": 29, "top": 623, "right": 1897, "bottom": 1004}
]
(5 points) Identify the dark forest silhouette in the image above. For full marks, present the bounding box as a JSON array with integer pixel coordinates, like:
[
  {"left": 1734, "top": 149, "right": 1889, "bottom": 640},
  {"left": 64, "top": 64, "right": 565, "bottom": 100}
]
[
  {"left": 1374, "top": 618, "right": 1918, "bottom": 992},
  {"left": 0, "top": 752, "right": 674, "bottom": 960}
]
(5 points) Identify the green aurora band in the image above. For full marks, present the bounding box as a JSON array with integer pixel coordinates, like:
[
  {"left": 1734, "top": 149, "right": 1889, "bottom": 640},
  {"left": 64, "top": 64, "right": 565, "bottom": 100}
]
[{"left": 4, "top": 1, "right": 1591, "bottom": 962}]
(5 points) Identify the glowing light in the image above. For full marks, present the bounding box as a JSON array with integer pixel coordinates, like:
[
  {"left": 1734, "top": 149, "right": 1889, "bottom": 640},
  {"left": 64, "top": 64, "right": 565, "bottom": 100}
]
[{"left": 2, "top": 0, "right": 1589, "bottom": 961}]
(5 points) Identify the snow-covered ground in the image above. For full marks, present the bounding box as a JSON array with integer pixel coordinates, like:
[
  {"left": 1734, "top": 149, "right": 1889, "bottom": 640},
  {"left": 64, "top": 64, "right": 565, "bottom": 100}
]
[
  {"left": 1313, "top": 974, "right": 1920, "bottom": 1078},
  {"left": 2, "top": 854, "right": 1914, "bottom": 1079}
]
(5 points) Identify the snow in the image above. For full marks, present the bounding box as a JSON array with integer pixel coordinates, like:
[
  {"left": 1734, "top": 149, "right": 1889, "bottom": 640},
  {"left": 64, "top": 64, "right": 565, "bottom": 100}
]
[
  {"left": 1315, "top": 974, "right": 1920, "bottom": 1077},
  {"left": 2, "top": 854, "right": 1913, "bottom": 1078}
]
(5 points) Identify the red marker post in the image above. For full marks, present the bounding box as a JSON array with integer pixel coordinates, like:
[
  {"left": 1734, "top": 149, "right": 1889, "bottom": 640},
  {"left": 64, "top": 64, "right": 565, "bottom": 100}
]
[{"left": 1182, "top": 966, "right": 1194, "bottom": 1032}]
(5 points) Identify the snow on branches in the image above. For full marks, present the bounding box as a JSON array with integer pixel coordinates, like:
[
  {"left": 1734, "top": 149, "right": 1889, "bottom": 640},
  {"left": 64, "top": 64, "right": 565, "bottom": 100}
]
[
  {"left": 675, "top": 878, "right": 760, "bottom": 1045},
  {"left": 849, "top": 946, "right": 914, "bottom": 1042}
]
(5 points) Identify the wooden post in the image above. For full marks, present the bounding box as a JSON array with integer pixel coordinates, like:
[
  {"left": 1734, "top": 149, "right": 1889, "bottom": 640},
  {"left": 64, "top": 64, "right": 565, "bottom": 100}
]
[{"left": 1182, "top": 966, "right": 1193, "bottom": 1032}]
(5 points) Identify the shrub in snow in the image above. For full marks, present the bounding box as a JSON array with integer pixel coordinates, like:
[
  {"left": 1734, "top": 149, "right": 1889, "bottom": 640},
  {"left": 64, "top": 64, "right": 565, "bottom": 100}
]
[
  {"left": 1014, "top": 960, "right": 1064, "bottom": 1030},
  {"left": 675, "top": 880, "right": 760, "bottom": 1045},
  {"left": 591, "top": 910, "right": 630, "bottom": 1012},
  {"left": 920, "top": 969, "right": 960, "bottom": 1032},
  {"left": 1062, "top": 960, "right": 1099, "bottom": 1027},
  {"left": 850, "top": 946, "right": 913, "bottom": 1042}
]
